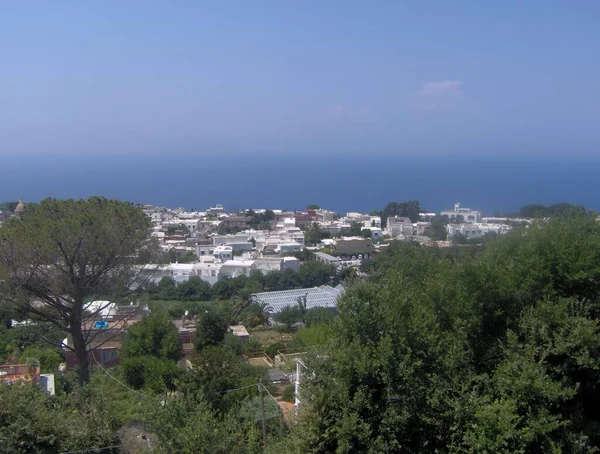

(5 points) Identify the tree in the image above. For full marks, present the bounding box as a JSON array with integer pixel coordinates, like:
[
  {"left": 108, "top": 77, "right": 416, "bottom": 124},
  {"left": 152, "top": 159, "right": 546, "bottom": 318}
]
[
  {"left": 195, "top": 308, "right": 229, "bottom": 351},
  {"left": 382, "top": 200, "right": 421, "bottom": 225},
  {"left": 424, "top": 215, "right": 449, "bottom": 241},
  {"left": 292, "top": 214, "right": 600, "bottom": 452},
  {"left": 305, "top": 222, "right": 323, "bottom": 246},
  {"left": 245, "top": 299, "right": 274, "bottom": 327},
  {"left": 297, "top": 261, "right": 335, "bottom": 288},
  {"left": 0, "top": 197, "right": 159, "bottom": 384},
  {"left": 120, "top": 313, "right": 183, "bottom": 362},
  {"left": 178, "top": 276, "right": 212, "bottom": 301},
  {"left": 307, "top": 204, "right": 320, "bottom": 210},
  {"left": 360, "top": 228, "right": 372, "bottom": 238},
  {"left": 348, "top": 222, "right": 362, "bottom": 236},
  {"left": 275, "top": 305, "right": 303, "bottom": 330}
]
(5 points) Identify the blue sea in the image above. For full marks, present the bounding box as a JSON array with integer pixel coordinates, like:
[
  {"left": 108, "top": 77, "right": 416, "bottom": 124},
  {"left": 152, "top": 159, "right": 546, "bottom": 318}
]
[{"left": 1, "top": 152, "right": 598, "bottom": 215}]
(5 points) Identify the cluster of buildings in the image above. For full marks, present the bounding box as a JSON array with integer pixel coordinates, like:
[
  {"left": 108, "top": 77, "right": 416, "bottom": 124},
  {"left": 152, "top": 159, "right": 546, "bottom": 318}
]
[
  {"left": 138, "top": 201, "right": 529, "bottom": 289},
  {"left": 142, "top": 205, "right": 384, "bottom": 286},
  {"left": 0, "top": 199, "right": 536, "bottom": 401}
]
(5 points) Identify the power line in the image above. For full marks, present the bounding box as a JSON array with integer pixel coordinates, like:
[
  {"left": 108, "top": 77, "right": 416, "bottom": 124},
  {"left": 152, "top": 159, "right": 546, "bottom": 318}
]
[
  {"left": 92, "top": 356, "right": 161, "bottom": 401},
  {"left": 261, "top": 381, "right": 279, "bottom": 404},
  {"left": 217, "top": 383, "right": 256, "bottom": 394},
  {"left": 60, "top": 445, "right": 123, "bottom": 454}
]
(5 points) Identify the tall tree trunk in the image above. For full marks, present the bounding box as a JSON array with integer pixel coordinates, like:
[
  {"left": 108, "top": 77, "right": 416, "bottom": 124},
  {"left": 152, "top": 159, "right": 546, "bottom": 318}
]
[{"left": 70, "top": 319, "right": 90, "bottom": 385}]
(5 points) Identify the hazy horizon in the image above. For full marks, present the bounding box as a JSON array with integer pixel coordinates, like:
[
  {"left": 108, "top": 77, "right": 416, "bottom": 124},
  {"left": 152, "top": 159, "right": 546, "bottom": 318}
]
[{"left": 2, "top": 2, "right": 600, "bottom": 157}]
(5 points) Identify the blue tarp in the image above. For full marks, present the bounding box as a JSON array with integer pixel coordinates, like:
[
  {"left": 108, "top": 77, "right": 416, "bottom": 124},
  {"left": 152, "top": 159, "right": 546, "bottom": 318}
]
[{"left": 93, "top": 321, "right": 109, "bottom": 330}]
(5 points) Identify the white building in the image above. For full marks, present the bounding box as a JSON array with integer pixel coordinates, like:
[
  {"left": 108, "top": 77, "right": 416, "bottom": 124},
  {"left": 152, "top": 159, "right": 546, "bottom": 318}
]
[
  {"left": 253, "top": 256, "right": 300, "bottom": 273},
  {"left": 387, "top": 216, "right": 414, "bottom": 236},
  {"left": 275, "top": 242, "right": 302, "bottom": 254},
  {"left": 212, "top": 245, "right": 233, "bottom": 262},
  {"left": 361, "top": 226, "right": 383, "bottom": 240},
  {"left": 219, "top": 260, "right": 254, "bottom": 279},
  {"left": 192, "top": 262, "right": 221, "bottom": 285},
  {"left": 441, "top": 203, "right": 482, "bottom": 223},
  {"left": 446, "top": 222, "right": 511, "bottom": 240}
]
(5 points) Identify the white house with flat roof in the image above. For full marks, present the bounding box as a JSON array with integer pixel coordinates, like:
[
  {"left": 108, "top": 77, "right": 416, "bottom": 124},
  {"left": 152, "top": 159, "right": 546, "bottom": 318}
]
[
  {"left": 447, "top": 222, "right": 511, "bottom": 240},
  {"left": 441, "top": 203, "right": 482, "bottom": 223},
  {"left": 219, "top": 260, "right": 254, "bottom": 279}
]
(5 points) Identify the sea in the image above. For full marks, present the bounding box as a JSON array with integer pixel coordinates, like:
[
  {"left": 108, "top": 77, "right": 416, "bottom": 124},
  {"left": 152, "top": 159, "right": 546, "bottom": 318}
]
[{"left": 1, "top": 151, "right": 598, "bottom": 215}]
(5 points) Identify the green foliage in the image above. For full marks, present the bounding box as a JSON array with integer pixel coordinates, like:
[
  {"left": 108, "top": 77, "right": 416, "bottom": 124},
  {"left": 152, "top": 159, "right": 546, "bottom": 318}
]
[
  {"left": 177, "top": 276, "right": 212, "bottom": 301},
  {"left": 304, "top": 307, "right": 335, "bottom": 327},
  {"left": 0, "top": 201, "right": 18, "bottom": 212},
  {"left": 424, "top": 215, "right": 449, "bottom": 241},
  {"left": 195, "top": 307, "right": 230, "bottom": 351},
  {"left": 212, "top": 275, "right": 247, "bottom": 301},
  {"left": 305, "top": 222, "right": 330, "bottom": 246},
  {"left": 520, "top": 202, "right": 587, "bottom": 218},
  {"left": 0, "top": 382, "right": 118, "bottom": 453},
  {"left": 290, "top": 249, "right": 315, "bottom": 262},
  {"left": 348, "top": 222, "right": 363, "bottom": 236},
  {"left": 274, "top": 305, "right": 303, "bottom": 330},
  {"left": 248, "top": 209, "right": 275, "bottom": 230},
  {"left": 0, "top": 196, "right": 157, "bottom": 384},
  {"left": 295, "top": 323, "right": 334, "bottom": 346},
  {"left": 297, "top": 261, "right": 335, "bottom": 288},
  {"left": 19, "top": 347, "right": 62, "bottom": 373},
  {"left": 307, "top": 204, "right": 320, "bottom": 210},
  {"left": 382, "top": 200, "right": 421, "bottom": 225},
  {"left": 282, "top": 384, "right": 296, "bottom": 403},
  {"left": 147, "top": 398, "right": 263, "bottom": 453},
  {"left": 120, "top": 313, "right": 183, "bottom": 362},
  {"left": 360, "top": 228, "right": 372, "bottom": 238},
  {"left": 148, "top": 276, "right": 211, "bottom": 301},
  {"left": 165, "top": 223, "right": 190, "bottom": 235},
  {"left": 294, "top": 214, "right": 600, "bottom": 452},
  {"left": 121, "top": 355, "right": 179, "bottom": 392},
  {"left": 184, "top": 346, "right": 242, "bottom": 412}
]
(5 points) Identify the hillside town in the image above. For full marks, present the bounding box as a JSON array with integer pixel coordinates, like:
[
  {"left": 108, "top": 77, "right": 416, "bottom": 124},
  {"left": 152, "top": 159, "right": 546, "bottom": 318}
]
[
  {"left": 0, "top": 200, "right": 523, "bottom": 384},
  {"left": 0, "top": 197, "right": 595, "bottom": 453},
  {"left": 139, "top": 201, "right": 530, "bottom": 285}
]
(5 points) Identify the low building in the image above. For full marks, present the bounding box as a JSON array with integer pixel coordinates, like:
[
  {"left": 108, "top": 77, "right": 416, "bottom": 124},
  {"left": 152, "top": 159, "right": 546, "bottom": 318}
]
[
  {"left": 251, "top": 285, "right": 344, "bottom": 315},
  {"left": 253, "top": 256, "right": 300, "bottom": 273},
  {"left": 229, "top": 324, "right": 250, "bottom": 342},
  {"left": 0, "top": 364, "right": 40, "bottom": 384},
  {"left": 333, "top": 237, "right": 375, "bottom": 256},
  {"left": 275, "top": 242, "right": 302, "bottom": 254},
  {"left": 313, "top": 251, "right": 342, "bottom": 266},
  {"left": 441, "top": 203, "right": 482, "bottom": 223},
  {"left": 446, "top": 222, "right": 511, "bottom": 240},
  {"left": 387, "top": 216, "right": 414, "bottom": 236},
  {"left": 219, "top": 260, "right": 254, "bottom": 279},
  {"left": 361, "top": 226, "right": 383, "bottom": 240}
]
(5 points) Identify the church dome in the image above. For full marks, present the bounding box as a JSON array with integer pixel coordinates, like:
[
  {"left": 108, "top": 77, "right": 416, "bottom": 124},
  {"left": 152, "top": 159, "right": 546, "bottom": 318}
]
[{"left": 14, "top": 199, "right": 25, "bottom": 213}]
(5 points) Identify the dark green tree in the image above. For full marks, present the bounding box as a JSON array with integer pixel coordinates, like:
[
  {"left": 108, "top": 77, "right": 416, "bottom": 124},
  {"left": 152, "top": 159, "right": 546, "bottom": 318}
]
[
  {"left": 274, "top": 305, "right": 303, "bottom": 330},
  {"left": 195, "top": 307, "right": 229, "bottom": 351},
  {"left": 0, "top": 197, "right": 159, "bottom": 384},
  {"left": 120, "top": 313, "right": 183, "bottom": 362}
]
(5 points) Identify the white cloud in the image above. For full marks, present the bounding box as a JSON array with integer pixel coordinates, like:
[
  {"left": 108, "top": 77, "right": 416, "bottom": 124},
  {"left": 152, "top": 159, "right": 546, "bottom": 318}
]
[{"left": 419, "top": 81, "right": 463, "bottom": 96}]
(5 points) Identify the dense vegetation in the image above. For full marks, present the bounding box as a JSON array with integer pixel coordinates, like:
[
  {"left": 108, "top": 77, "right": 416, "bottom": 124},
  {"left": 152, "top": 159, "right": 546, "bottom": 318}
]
[
  {"left": 286, "top": 214, "right": 600, "bottom": 452},
  {"left": 3, "top": 202, "right": 600, "bottom": 452},
  {"left": 145, "top": 260, "right": 338, "bottom": 302}
]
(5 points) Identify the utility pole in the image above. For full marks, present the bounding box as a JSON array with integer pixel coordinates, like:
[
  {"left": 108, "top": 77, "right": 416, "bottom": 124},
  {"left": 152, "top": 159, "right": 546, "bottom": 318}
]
[{"left": 258, "top": 379, "right": 267, "bottom": 448}]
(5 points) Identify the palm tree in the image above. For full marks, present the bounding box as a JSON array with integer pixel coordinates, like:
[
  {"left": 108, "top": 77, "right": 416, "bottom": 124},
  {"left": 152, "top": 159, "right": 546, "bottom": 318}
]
[{"left": 245, "top": 298, "right": 274, "bottom": 327}]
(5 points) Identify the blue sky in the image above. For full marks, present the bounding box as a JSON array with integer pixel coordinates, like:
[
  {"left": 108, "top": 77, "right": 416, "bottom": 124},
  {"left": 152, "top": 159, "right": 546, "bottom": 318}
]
[{"left": 2, "top": 1, "right": 599, "bottom": 156}]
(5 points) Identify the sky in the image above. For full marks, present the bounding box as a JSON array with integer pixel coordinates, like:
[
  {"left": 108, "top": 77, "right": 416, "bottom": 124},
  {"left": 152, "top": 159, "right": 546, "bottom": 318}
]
[{"left": 1, "top": 1, "right": 600, "bottom": 156}]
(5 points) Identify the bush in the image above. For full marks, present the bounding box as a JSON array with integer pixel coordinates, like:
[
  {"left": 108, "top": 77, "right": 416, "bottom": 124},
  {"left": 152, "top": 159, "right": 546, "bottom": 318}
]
[
  {"left": 265, "top": 342, "right": 286, "bottom": 359},
  {"left": 121, "top": 356, "right": 180, "bottom": 392},
  {"left": 282, "top": 384, "right": 295, "bottom": 403},
  {"left": 19, "top": 347, "right": 63, "bottom": 373}
]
